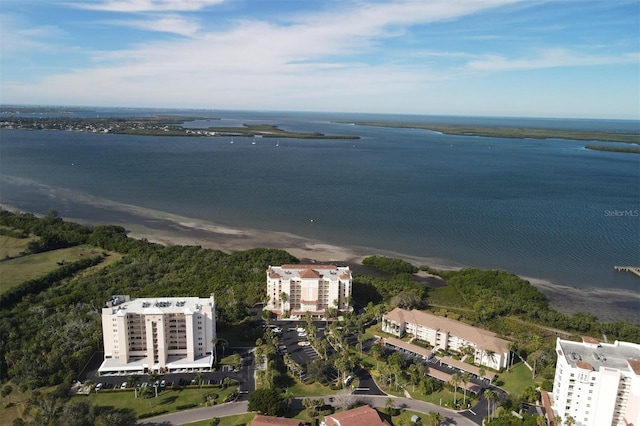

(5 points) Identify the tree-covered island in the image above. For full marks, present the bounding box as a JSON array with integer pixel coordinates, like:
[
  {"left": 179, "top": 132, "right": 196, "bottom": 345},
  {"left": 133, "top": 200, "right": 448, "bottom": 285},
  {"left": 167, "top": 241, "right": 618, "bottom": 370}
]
[{"left": 349, "top": 122, "right": 640, "bottom": 154}]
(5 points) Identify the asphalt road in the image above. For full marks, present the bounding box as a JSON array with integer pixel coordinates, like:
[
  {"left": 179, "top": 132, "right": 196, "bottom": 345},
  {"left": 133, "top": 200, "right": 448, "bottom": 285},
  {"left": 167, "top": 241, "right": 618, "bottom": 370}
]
[{"left": 140, "top": 395, "right": 478, "bottom": 426}]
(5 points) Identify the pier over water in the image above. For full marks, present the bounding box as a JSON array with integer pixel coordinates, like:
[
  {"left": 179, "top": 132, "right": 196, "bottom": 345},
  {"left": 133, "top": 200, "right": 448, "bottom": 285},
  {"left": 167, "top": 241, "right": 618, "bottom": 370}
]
[{"left": 614, "top": 266, "right": 640, "bottom": 279}]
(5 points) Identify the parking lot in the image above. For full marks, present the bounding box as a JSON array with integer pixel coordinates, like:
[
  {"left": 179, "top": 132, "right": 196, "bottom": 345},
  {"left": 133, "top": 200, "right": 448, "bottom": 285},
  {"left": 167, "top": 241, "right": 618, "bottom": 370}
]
[
  {"left": 269, "top": 321, "right": 326, "bottom": 367},
  {"left": 79, "top": 348, "right": 255, "bottom": 399}
]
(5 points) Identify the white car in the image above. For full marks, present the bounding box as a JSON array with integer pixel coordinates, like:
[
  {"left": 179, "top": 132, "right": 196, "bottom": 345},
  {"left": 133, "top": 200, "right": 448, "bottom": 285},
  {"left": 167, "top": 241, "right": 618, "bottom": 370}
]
[
  {"left": 298, "top": 341, "right": 311, "bottom": 347},
  {"left": 297, "top": 332, "right": 307, "bottom": 337},
  {"left": 95, "top": 383, "right": 103, "bottom": 391},
  {"left": 120, "top": 382, "right": 128, "bottom": 389}
]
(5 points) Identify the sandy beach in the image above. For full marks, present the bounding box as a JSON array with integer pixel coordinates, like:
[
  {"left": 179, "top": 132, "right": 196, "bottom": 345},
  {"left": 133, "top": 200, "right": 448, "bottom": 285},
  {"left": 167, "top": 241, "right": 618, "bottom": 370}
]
[{"left": 2, "top": 196, "right": 639, "bottom": 323}]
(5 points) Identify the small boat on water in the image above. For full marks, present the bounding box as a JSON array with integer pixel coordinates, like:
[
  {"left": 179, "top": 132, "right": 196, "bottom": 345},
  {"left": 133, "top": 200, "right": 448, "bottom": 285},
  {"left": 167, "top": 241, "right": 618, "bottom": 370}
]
[
  {"left": 230, "top": 139, "right": 234, "bottom": 144},
  {"left": 276, "top": 141, "right": 279, "bottom": 147}
]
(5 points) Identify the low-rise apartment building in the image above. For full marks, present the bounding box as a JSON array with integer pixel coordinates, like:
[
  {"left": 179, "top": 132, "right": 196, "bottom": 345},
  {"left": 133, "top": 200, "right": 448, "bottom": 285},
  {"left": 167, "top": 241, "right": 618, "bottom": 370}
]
[
  {"left": 265, "top": 264, "right": 352, "bottom": 316},
  {"left": 99, "top": 294, "right": 216, "bottom": 374},
  {"left": 382, "top": 307, "right": 510, "bottom": 370},
  {"left": 552, "top": 337, "right": 640, "bottom": 426}
]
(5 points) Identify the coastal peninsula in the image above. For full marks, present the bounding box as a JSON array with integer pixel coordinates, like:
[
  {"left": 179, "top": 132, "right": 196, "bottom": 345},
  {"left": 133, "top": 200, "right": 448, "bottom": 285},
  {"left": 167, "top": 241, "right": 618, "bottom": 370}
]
[
  {"left": 0, "top": 116, "right": 359, "bottom": 140},
  {"left": 350, "top": 122, "right": 640, "bottom": 154}
]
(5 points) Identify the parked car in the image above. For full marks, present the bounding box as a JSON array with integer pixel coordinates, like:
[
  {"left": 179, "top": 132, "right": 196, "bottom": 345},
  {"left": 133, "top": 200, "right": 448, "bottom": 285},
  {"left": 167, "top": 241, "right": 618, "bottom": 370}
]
[
  {"left": 95, "top": 383, "right": 103, "bottom": 391},
  {"left": 120, "top": 382, "right": 128, "bottom": 389},
  {"left": 160, "top": 379, "right": 166, "bottom": 388},
  {"left": 141, "top": 382, "right": 148, "bottom": 388},
  {"left": 298, "top": 341, "right": 311, "bottom": 347}
]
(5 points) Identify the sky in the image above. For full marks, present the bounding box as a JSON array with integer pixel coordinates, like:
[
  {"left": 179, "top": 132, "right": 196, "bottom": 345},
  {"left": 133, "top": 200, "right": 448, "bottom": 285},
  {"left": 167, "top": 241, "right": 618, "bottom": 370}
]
[{"left": 1, "top": 0, "right": 639, "bottom": 119}]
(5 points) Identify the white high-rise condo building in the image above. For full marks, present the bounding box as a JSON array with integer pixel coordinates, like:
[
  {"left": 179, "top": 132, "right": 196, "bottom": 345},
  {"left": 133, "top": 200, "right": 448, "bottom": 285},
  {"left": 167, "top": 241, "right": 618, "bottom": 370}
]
[
  {"left": 99, "top": 294, "right": 216, "bottom": 374},
  {"left": 552, "top": 337, "right": 640, "bottom": 426},
  {"left": 266, "top": 264, "right": 352, "bottom": 317}
]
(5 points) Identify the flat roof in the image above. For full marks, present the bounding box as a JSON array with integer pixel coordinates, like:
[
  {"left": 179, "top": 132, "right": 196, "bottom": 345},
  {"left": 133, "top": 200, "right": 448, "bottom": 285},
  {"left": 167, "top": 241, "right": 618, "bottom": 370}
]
[
  {"left": 98, "top": 354, "right": 213, "bottom": 373},
  {"left": 557, "top": 339, "right": 640, "bottom": 373},
  {"left": 383, "top": 337, "right": 432, "bottom": 359},
  {"left": 105, "top": 296, "right": 212, "bottom": 315},
  {"left": 267, "top": 264, "right": 352, "bottom": 280}
]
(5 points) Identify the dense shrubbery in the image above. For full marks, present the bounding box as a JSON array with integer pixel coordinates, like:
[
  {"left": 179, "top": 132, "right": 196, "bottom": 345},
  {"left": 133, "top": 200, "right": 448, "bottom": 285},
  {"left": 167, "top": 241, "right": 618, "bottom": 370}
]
[
  {"left": 353, "top": 272, "right": 427, "bottom": 308},
  {"left": 0, "top": 209, "right": 297, "bottom": 388},
  {"left": 362, "top": 255, "right": 419, "bottom": 274},
  {"left": 439, "top": 267, "right": 640, "bottom": 343}
]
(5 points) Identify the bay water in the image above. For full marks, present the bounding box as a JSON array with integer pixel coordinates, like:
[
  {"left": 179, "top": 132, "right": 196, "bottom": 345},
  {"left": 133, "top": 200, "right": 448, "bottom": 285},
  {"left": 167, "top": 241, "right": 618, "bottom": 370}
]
[{"left": 1, "top": 109, "right": 638, "bottom": 318}]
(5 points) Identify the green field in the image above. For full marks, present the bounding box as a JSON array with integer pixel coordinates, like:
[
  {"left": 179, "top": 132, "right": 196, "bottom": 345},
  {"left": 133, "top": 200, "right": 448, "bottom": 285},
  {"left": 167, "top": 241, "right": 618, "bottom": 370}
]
[
  {"left": 0, "top": 245, "right": 109, "bottom": 293},
  {"left": 85, "top": 385, "right": 239, "bottom": 418},
  {"left": 188, "top": 413, "right": 257, "bottom": 426},
  {"left": 496, "top": 362, "right": 540, "bottom": 396},
  {"left": 0, "top": 234, "right": 36, "bottom": 259}
]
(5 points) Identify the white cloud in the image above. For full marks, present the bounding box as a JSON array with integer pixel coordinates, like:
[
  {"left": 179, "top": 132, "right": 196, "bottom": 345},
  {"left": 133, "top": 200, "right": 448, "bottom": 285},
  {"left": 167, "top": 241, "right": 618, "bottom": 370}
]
[
  {"left": 0, "top": 14, "right": 65, "bottom": 53},
  {"left": 68, "top": 0, "right": 225, "bottom": 12},
  {"left": 467, "top": 48, "right": 640, "bottom": 72},
  {"left": 107, "top": 14, "right": 201, "bottom": 36}
]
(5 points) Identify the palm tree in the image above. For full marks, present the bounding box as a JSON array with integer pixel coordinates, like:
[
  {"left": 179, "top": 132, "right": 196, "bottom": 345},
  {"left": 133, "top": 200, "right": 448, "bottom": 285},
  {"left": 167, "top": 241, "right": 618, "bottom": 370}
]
[
  {"left": 536, "top": 414, "right": 547, "bottom": 426},
  {"left": 407, "top": 363, "right": 421, "bottom": 392},
  {"left": 449, "top": 373, "right": 460, "bottom": 407},
  {"left": 220, "top": 340, "right": 228, "bottom": 358},
  {"left": 478, "top": 367, "right": 486, "bottom": 381},
  {"left": 461, "top": 372, "right": 471, "bottom": 407},
  {"left": 211, "top": 338, "right": 218, "bottom": 366},
  {"left": 148, "top": 371, "right": 160, "bottom": 397},
  {"left": 195, "top": 371, "right": 205, "bottom": 394},
  {"left": 357, "top": 333, "right": 366, "bottom": 355},
  {"left": 484, "top": 389, "right": 499, "bottom": 420},
  {"left": 426, "top": 411, "right": 443, "bottom": 426},
  {"left": 507, "top": 341, "right": 518, "bottom": 371},
  {"left": 564, "top": 415, "right": 576, "bottom": 426},
  {"left": 128, "top": 374, "right": 141, "bottom": 398},
  {"left": 483, "top": 349, "right": 497, "bottom": 369},
  {"left": 385, "top": 397, "right": 396, "bottom": 415},
  {"left": 279, "top": 291, "right": 288, "bottom": 313},
  {"left": 283, "top": 389, "right": 293, "bottom": 413}
]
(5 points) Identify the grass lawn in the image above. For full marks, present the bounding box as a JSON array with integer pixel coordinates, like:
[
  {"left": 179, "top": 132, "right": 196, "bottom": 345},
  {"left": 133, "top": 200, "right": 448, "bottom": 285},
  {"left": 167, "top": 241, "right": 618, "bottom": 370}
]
[
  {"left": 497, "top": 362, "right": 540, "bottom": 396},
  {"left": 0, "top": 383, "right": 58, "bottom": 425},
  {"left": 187, "top": 413, "right": 257, "bottom": 426},
  {"left": 0, "top": 245, "right": 110, "bottom": 293},
  {"left": 85, "top": 385, "right": 238, "bottom": 418},
  {"left": 0, "top": 234, "right": 36, "bottom": 259},
  {"left": 287, "top": 380, "right": 340, "bottom": 397}
]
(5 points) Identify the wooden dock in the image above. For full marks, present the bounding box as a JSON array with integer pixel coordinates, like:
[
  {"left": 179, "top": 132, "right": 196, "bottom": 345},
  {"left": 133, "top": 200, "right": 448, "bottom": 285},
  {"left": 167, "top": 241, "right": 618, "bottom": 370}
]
[{"left": 614, "top": 266, "right": 640, "bottom": 278}]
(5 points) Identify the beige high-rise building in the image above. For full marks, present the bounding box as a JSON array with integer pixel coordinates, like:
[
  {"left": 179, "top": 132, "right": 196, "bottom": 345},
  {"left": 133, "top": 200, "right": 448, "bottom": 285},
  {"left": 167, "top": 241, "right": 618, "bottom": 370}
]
[
  {"left": 99, "top": 294, "right": 216, "bottom": 374},
  {"left": 265, "top": 265, "right": 352, "bottom": 317}
]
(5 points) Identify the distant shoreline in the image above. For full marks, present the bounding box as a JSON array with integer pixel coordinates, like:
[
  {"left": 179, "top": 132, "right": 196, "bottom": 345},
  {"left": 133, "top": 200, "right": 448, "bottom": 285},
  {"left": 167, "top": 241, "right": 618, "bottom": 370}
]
[
  {"left": 349, "top": 121, "right": 640, "bottom": 146},
  {"left": 2, "top": 195, "right": 638, "bottom": 323}
]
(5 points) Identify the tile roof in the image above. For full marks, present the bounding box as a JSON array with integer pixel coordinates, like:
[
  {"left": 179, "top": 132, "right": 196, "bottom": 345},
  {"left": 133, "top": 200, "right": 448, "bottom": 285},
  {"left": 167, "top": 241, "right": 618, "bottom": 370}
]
[
  {"left": 324, "top": 405, "right": 389, "bottom": 426},
  {"left": 384, "top": 308, "right": 510, "bottom": 354},
  {"left": 250, "top": 415, "right": 304, "bottom": 426},
  {"left": 300, "top": 269, "right": 321, "bottom": 279}
]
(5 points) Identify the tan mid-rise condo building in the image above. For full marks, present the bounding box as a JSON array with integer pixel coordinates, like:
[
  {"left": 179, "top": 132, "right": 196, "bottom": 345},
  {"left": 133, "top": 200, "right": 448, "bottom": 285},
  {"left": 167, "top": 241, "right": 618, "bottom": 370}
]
[
  {"left": 382, "top": 307, "right": 511, "bottom": 370},
  {"left": 266, "top": 264, "right": 352, "bottom": 317}
]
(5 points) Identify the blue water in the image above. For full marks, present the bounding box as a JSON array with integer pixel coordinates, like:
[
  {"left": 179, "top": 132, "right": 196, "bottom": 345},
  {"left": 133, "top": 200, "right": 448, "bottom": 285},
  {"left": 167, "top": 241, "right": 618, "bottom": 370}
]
[{"left": 1, "top": 109, "right": 639, "bottom": 298}]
